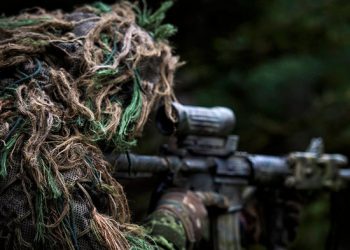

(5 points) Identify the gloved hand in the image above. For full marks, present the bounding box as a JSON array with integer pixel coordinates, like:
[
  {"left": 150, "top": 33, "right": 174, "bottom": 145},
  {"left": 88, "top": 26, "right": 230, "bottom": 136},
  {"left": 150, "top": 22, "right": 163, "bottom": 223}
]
[
  {"left": 240, "top": 188, "right": 303, "bottom": 249},
  {"left": 144, "top": 190, "right": 229, "bottom": 250},
  {"left": 240, "top": 197, "right": 262, "bottom": 245},
  {"left": 156, "top": 190, "right": 229, "bottom": 242},
  {"left": 155, "top": 190, "right": 208, "bottom": 243},
  {"left": 278, "top": 191, "right": 303, "bottom": 244}
]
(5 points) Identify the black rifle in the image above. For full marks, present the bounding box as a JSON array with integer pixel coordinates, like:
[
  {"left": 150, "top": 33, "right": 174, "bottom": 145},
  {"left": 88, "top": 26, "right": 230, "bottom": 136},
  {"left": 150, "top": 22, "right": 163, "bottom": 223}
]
[{"left": 106, "top": 102, "right": 350, "bottom": 250}]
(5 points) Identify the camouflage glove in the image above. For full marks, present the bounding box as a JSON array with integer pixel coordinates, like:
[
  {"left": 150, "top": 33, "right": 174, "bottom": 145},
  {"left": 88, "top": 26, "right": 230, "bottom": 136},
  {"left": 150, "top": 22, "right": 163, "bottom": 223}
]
[
  {"left": 144, "top": 190, "right": 229, "bottom": 250},
  {"left": 276, "top": 191, "right": 303, "bottom": 245},
  {"left": 240, "top": 198, "right": 262, "bottom": 246},
  {"left": 241, "top": 189, "right": 303, "bottom": 249},
  {"left": 155, "top": 191, "right": 208, "bottom": 243}
]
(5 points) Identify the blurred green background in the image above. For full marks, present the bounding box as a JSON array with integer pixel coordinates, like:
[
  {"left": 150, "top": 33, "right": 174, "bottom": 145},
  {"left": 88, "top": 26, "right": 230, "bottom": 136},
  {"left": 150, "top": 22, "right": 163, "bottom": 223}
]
[
  {"left": 161, "top": 0, "right": 350, "bottom": 249},
  {"left": 2, "top": 0, "right": 350, "bottom": 249}
]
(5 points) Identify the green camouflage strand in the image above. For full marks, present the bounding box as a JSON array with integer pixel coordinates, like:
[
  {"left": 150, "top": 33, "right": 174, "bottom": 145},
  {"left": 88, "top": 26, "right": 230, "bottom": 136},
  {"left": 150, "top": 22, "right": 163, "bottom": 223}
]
[
  {"left": 114, "top": 69, "right": 143, "bottom": 149},
  {"left": 134, "top": 1, "right": 177, "bottom": 40},
  {"left": 0, "top": 17, "right": 51, "bottom": 29},
  {"left": 0, "top": 133, "right": 19, "bottom": 177}
]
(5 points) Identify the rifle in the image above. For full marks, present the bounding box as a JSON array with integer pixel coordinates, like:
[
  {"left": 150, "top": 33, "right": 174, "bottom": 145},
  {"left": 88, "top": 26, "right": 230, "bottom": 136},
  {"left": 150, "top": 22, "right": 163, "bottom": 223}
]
[{"left": 106, "top": 102, "right": 350, "bottom": 250}]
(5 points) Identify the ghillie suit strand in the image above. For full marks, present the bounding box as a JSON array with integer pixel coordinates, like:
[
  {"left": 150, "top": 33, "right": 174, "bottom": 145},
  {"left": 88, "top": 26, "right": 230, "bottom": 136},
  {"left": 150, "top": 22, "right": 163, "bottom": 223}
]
[{"left": 0, "top": 1, "right": 178, "bottom": 249}]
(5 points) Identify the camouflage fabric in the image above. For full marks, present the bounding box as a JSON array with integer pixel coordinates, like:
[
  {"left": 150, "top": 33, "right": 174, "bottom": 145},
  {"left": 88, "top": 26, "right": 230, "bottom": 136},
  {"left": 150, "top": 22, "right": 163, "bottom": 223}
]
[{"left": 144, "top": 210, "right": 187, "bottom": 250}]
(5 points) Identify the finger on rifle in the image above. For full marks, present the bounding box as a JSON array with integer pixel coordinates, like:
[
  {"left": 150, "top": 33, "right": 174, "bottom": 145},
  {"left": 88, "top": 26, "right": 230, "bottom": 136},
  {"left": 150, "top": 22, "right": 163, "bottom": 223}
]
[{"left": 194, "top": 191, "right": 230, "bottom": 209}]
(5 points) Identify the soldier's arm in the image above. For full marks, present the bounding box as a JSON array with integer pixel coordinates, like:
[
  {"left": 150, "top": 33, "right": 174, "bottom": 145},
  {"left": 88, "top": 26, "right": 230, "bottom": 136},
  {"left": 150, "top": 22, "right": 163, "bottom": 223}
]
[
  {"left": 143, "top": 210, "right": 187, "bottom": 250},
  {"left": 142, "top": 190, "right": 209, "bottom": 250}
]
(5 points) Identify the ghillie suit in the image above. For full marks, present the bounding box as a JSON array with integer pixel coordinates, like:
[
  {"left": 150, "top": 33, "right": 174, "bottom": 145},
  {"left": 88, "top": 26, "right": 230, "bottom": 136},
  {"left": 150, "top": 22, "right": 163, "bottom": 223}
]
[{"left": 0, "top": 1, "right": 178, "bottom": 249}]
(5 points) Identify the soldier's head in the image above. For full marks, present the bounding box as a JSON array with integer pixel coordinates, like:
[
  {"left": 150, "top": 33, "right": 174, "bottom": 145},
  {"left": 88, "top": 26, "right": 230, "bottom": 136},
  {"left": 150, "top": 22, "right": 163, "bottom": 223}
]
[
  {"left": 0, "top": 2, "right": 178, "bottom": 249},
  {"left": 0, "top": 1, "right": 179, "bottom": 151}
]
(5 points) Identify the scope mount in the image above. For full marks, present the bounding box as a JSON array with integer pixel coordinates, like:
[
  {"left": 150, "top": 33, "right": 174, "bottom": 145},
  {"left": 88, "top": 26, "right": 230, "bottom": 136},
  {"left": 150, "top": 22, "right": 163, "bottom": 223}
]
[{"left": 173, "top": 134, "right": 239, "bottom": 157}]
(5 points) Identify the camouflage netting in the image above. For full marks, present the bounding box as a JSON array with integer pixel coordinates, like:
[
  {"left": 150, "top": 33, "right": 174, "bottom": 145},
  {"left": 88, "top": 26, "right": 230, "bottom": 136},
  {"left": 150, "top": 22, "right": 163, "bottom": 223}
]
[{"left": 0, "top": 1, "right": 178, "bottom": 249}]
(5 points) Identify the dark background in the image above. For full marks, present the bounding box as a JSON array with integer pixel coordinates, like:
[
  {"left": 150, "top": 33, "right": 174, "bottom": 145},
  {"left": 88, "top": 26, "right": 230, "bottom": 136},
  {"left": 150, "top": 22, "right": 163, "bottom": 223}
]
[
  {"left": 2, "top": 0, "right": 350, "bottom": 249},
  {"left": 156, "top": 2, "right": 350, "bottom": 248}
]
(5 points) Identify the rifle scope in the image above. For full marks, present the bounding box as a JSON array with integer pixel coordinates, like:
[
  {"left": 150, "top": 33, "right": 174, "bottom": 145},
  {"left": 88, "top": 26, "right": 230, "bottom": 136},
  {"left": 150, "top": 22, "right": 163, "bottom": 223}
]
[{"left": 156, "top": 102, "right": 235, "bottom": 137}]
